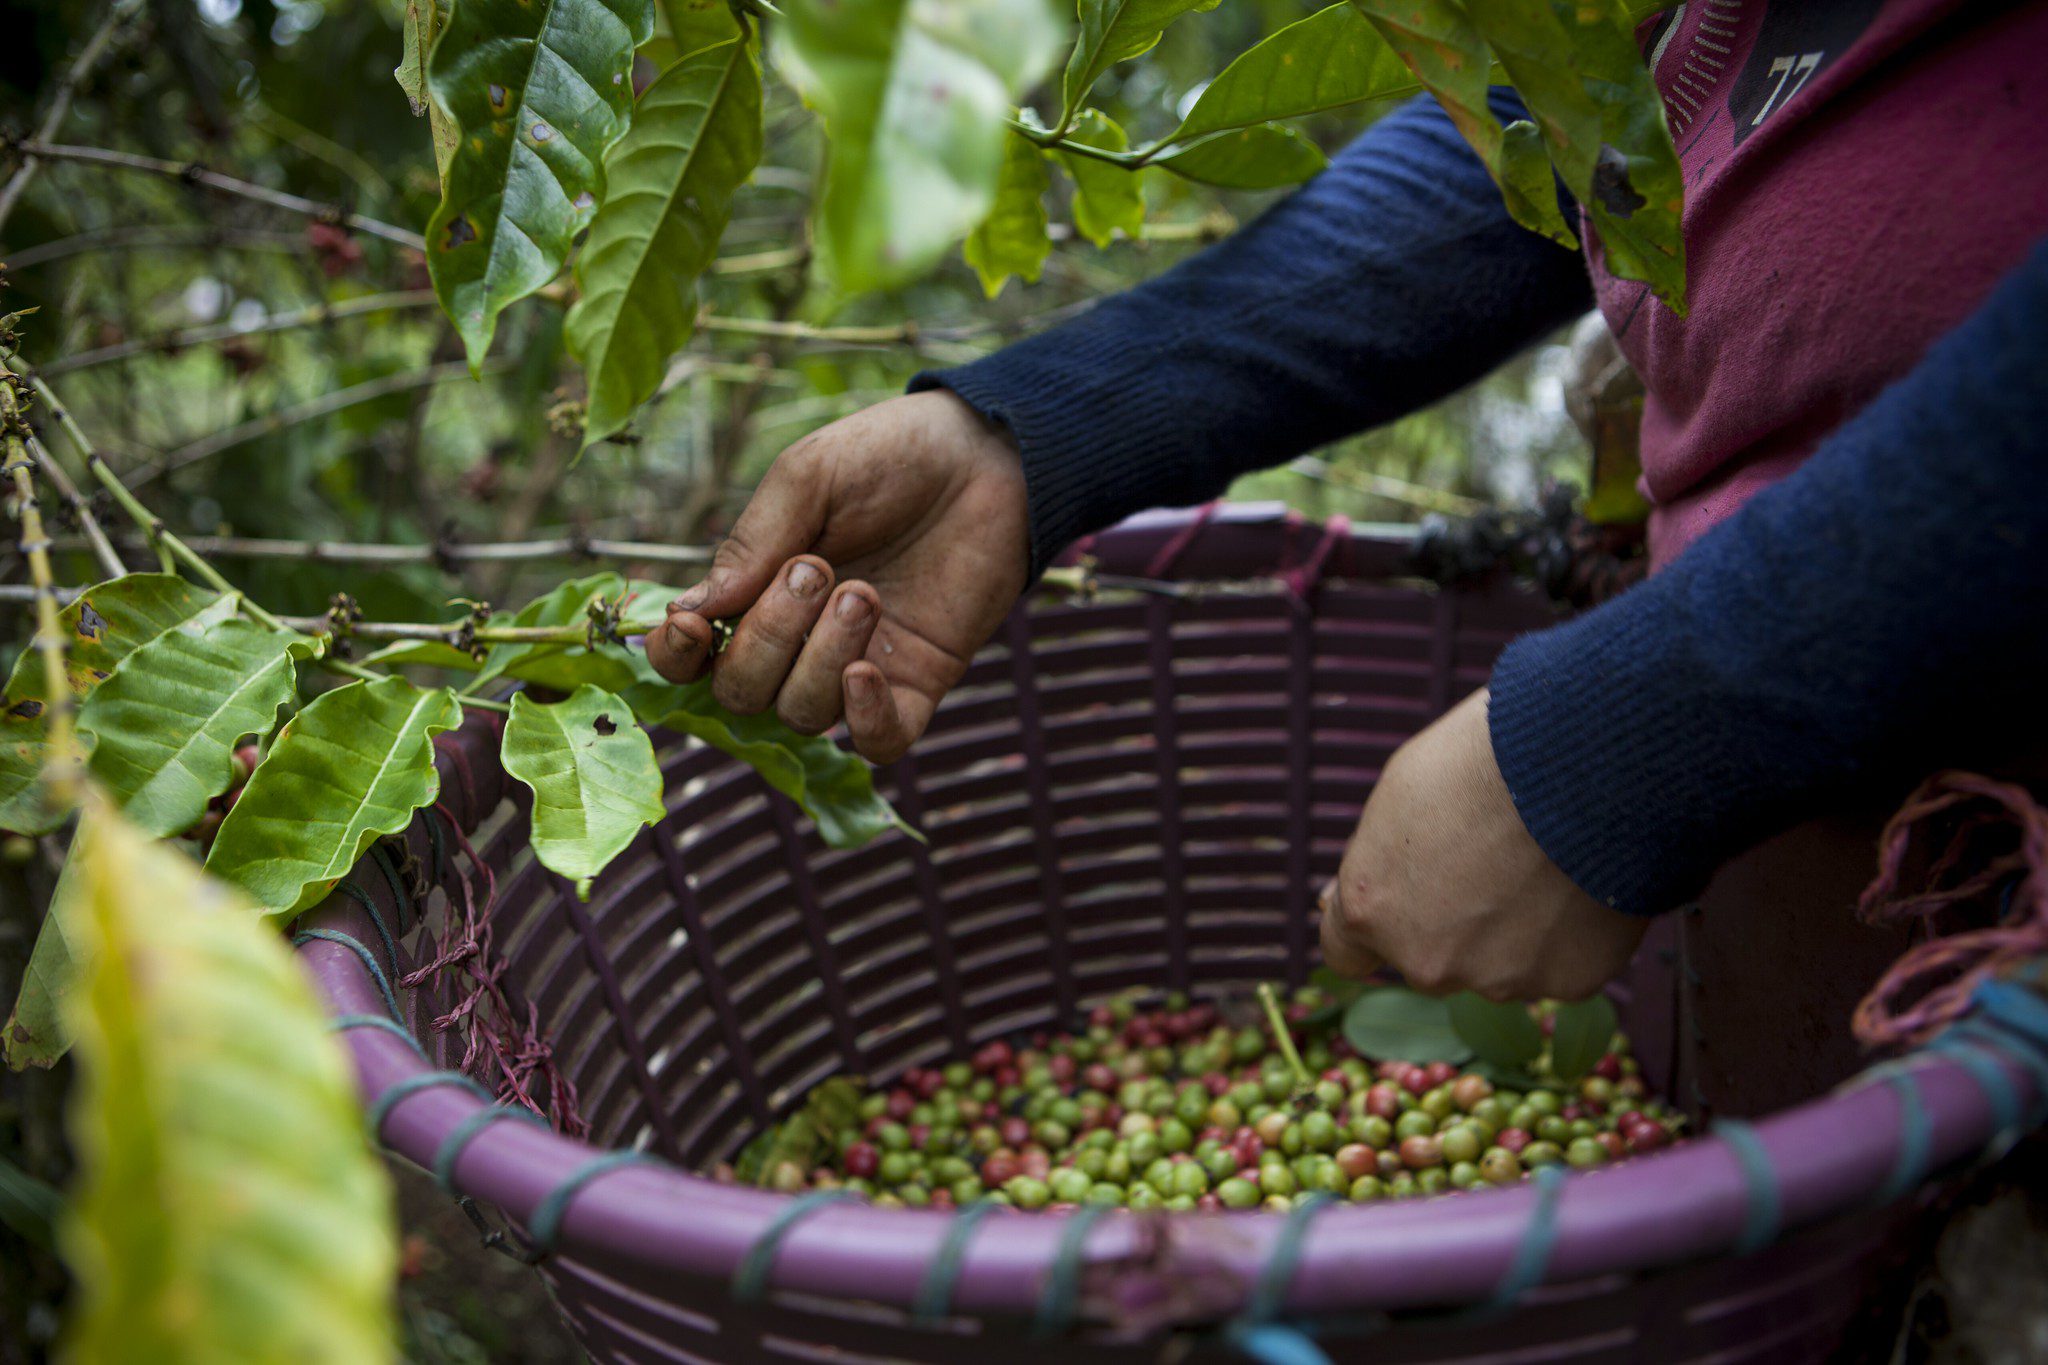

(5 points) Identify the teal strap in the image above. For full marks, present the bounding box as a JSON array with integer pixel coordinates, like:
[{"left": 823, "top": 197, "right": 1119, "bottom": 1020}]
[
  {"left": 913, "top": 1201, "right": 1000, "bottom": 1323},
  {"left": 333, "top": 882, "right": 398, "bottom": 971},
  {"left": 293, "top": 929, "right": 401, "bottom": 1022},
  {"left": 1240, "top": 1193, "right": 1335, "bottom": 1326},
  {"left": 730, "top": 1189, "right": 856, "bottom": 1302},
  {"left": 1229, "top": 1324, "right": 1334, "bottom": 1365},
  {"left": 1975, "top": 978, "right": 2048, "bottom": 1052},
  {"left": 433, "top": 1105, "right": 547, "bottom": 1195},
  {"left": 1485, "top": 1163, "right": 1569, "bottom": 1309},
  {"left": 1033, "top": 1202, "right": 1116, "bottom": 1338},
  {"left": 1715, "top": 1120, "right": 1782, "bottom": 1255},
  {"left": 1871, "top": 1067, "right": 1933, "bottom": 1207},
  {"left": 368, "top": 1070, "right": 488, "bottom": 1141},
  {"left": 426, "top": 810, "right": 446, "bottom": 884},
  {"left": 1928, "top": 1029, "right": 2026, "bottom": 1133},
  {"left": 1956, "top": 1004, "right": 2048, "bottom": 1124},
  {"left": 330, "top": 1013, "right": 426, "bottom": 1057},
  {"left": 370, "top": 842, "right": 412, "bottom": 921},
  {"left": 530, "top": 1151, "right": 656, "bottom": 1255}
]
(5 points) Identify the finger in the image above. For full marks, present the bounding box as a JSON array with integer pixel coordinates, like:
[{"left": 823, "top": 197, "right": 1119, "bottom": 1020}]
[
  {"left": 842, "top": 663, "right": 934, "bottom": 764},
  {"left": 776, "top": 582, "right": 881, "bottom": 734},
  {"left": 711, "top": 556, "right": 835, "bottom": 714},
  {"left": 644, "top": 609, "right": 717, "bottom": 684},
  {"left": 1318, "top": 882, "right": 1385, "bottom": 981},
  {"left": 671, "top": 454, "right": 826, "bottom": 623}
]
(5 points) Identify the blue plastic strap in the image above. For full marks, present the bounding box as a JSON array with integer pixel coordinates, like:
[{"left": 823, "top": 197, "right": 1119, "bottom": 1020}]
[
  {"left": 1228, "top": 1324, "right": 1335, "bottom": 1365},
  {"left": 730, "top": 1189, "right": 856, "bottom": 1302},
  {"left": 913, "top": 1200, "right": 1000, "bottom": 1323},
  {"left": 293, "top": 928, "right": 402, "bottom": 1021},
  {"left": 1871, "top": 1067, "right": 1934, "bottom": 1207},
  {"left": 1715, "top": 1120, "right": 1782, "bottom": 1255},
  {"left": 1974, "top": 979, "right": 2048, "bottom": 1055},
  {"left": 1240, "top": 1193, "right": 1335, "bottom": 1326},
  {"left": 1950, "top": 1015, "right": 2048, "bottom": 1126},
  {"left": 332, "top": 881, "right": 399, "bottom": 973},
  {"left": 367, "top": 1070, "right": 488, "bottom": 1141},
  {"left": 1485, "top": 1163, "right": 1568, "bottom": 1309},
  {"left": 370, "top": 842, "right": 412, "bottom": 919},
  {"left": 1032, "top": 1202, "right": 1115, "bottom": 1338},
  {"left": 432, "top": 1105, "right": 548, "bottom": 1195},
  {"left": 1924, "top": 1033, "right": 2025, "bottom": 1135},
  {"left": 330, "top": 1013, "right": 427, "bottom": 1057}
]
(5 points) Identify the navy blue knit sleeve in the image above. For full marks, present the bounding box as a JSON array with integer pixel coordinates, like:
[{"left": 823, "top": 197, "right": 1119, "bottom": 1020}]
[
  {"left": 1490, "top": 237, "right": 2048, "bottom": 916},
  {"left": 912, "top": 91, "right": 1593, "bottom": 576}
]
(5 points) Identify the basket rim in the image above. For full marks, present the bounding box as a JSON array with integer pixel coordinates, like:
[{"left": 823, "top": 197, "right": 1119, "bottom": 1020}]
[{"left": 296, "top": 507, "right": 2040, "bottom": 1326}]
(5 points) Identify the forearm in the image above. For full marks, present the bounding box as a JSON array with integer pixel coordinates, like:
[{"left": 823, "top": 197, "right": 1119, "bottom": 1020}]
[
  {"left": 1490, "top": 238, "right": 2048, "bottom": 915},
  {"left": 914, "top": 91, "right": 1592, "bottom": 576}
]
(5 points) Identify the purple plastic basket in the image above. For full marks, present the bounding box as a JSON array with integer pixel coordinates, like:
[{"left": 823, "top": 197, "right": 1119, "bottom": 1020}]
[{"left": 297, "top": 506, "right": 2039, "bottom": 1364}]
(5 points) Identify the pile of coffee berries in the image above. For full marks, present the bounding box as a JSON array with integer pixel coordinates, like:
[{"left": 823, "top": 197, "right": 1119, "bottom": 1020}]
[{"left": 733, "top": 986, "right": 1683, "bottom": 1211}]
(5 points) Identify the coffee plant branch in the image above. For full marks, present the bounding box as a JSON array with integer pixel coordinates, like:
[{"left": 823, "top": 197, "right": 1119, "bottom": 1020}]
[
  {"left": 39, "top": 289, "right": 439, "bottom": 377},
  {"left": 15, "top": 428, "right": 126, "bottom": 579},
  {"left": 0, "top": 383, "right": 82, "bottom": 803},
  {"left": 0, "top": 1, "right": 142, "bottom": 235},
  {"left": 33, "top": 532, "right": 713, "bottom": 569},
  {"left": 7, "top": 142, "right": 427, "bottom": 252},
  {"left": 2, "top": 225, "right": 304, "bottom": 272}
]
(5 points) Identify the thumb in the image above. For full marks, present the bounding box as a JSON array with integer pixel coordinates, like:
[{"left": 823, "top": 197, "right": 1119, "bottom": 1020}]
[{"left": 672, "top": 459, "right": 825, "bottom": 622}]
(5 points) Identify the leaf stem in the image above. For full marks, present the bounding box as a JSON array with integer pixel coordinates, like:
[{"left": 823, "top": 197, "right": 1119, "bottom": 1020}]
[
  {"left": 1257, "top": 982, "right": 1314, "bottom": 1094},
  {"left": 1005, "top": 116, "right": 1147, "bottom": 167},
  {"left": 0, "top": 379, "right": 82, "bottom": 807}
]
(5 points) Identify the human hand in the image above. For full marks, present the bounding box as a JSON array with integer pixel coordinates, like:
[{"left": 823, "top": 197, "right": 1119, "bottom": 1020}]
[
  {"left": 1318, "top": 688, "right": 1647, "bottom": 1000},
  {"left": 645, "top": 390, "right": 1029, "bottom": 762}
]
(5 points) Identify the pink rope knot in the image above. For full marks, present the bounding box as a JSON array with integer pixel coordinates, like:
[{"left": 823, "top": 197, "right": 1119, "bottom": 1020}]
[
  {"left": 1281, "top": 515, "right": 1351, "bottom": 599},
  {"left": 1853, "top": 771, "right": 2048, "bottom": 1049}
]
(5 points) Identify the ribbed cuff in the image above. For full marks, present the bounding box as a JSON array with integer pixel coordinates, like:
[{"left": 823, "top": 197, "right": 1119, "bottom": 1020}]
[{"left": 1486, "top": 606, "right": 1726, "bottom": 917}]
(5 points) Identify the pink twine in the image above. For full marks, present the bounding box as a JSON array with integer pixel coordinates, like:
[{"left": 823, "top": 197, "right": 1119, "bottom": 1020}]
[
  {"left": 1281, "top": 515, "right": 1351, "bottom": 599},
  {"left": 402, "top": 801, "right": 589, "bottom": 1137},
  {"left": 1853, "top": 771, "right": 2048, "bottom": 1049},
  {"left": 1142, "top": 501, "right": 1221, "bottom": 580}
]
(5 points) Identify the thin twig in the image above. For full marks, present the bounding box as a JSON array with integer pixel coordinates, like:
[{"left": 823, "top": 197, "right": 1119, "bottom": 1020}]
[
  {"left": 1, "top": 381, "right": 82, "bottom": 807},
  {"left": 26, "top": 531, "right": 712, "bottom": 568},
  {"left": 0, "top": 225, "right": 303, "bottom": 272},
  {"left": 11, "top": 142, "right": 426, "bottom": 252},
  {"left": 1286, "top": 455, "right": 1488, "bottom": 517},
  {"left": 20, "top": 428, "right": 124, "bottom": 579},
  {"left": 138, "top": 357, "right": 510, "bottom": 484},
  {"left": 0, "top": 1, "right": 141, "bottom": 236},
  {"left": 39, "top": 289, "right": 439, "bottom": 377}
]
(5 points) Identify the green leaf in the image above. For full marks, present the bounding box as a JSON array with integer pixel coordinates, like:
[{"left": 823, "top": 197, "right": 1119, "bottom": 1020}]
[
  {"left": 204, "top": 678, "right": 463, "bottom": 916},
  {"left": 1340, "top": 986, "right": 1473, "bottom": 1064},
  {"left": 356, "top": 638, "right": 486, "bottom": 672},
  {"left": 568, "top": 36, "right": 764, "bottom": 446},
  {"left": 1546, "top": 994, "right": 1618, "bottom": 1082},
  {"left": 59, "top": 800, "right": 395, "bottom": 1362},
  {"left": 474, "top": 572, "right": 653, "bottom": 694},
  {"left": 80, "top": 619, "right": 318, "bottom": 839},
  {"left": 1348, "top": 0, "right": 1576, "bottom": 248},
  {"left": 1469, "top": 0, "right": 1686, "bottom": 310},
  {"left": 1061, "top": 0, "right": 1221, "bottom": 122},
  {"left": 772, "top": 0, "right": 1064, "bottom": 292},
  {"left": 1, "top": 575, "right": 233, "bottom": 837},
  {"left": 503, "top": 685, "right": 665, "bottom": 897},
  {"left": 1169, "top": 3, "right": 1418, "bottom": 143},
  {"left": 425, "top": 0, "right": 656, "bottom": 368},
  {"left": 621, "top": 678, "right": 914, "bottom": 849},
  {"left": 1154, "top": 123, "right": 1327, "bottom": 189},
  {"left": 0, "top": 1156, "right": 60, "bottom": 1250},
  {"left": 659, "top": 0, "right": 740, "bottom": 49},
  {"left": 962, "top": 130, "right": 1051, "bottom": 296},
  {"left": 1054, "top": 109, "right": 1144, "bottom": 247},
  {"left": 397, "top": 0, "right": 458, "bottom": 177},
  {"left": 1447, "top": 992, "right": 1545, "bottom": 1071}
]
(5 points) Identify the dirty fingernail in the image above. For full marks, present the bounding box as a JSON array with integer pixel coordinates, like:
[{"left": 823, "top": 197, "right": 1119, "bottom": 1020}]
[
  {"left": 846, "top": 670, "right": 879, "bottom": 704},
  {"left": 672, "top": 583, "right": 708, "bottom": 614},
  {"left": 835, "top": 591, "right": 871, "bottom": 624},
  {"left": 786, "top": 560, "right": 825, "bottom": 598},
  {"left": 664, "top": 620, "right": 699, "bottom": 654}
]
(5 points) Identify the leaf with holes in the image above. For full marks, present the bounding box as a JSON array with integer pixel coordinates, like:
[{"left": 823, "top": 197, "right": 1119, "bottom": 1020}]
[
  {"left": 1055, "top": 110, "right": 1145, "bottom": 247},
  {"left": 1167, "top": 4, "right": 1418, "bottom": 145},
  {"left": 1061, "top": 0, "right": 1220, "bottom": 123},
  {"left": 1348, "top": 0, "right": 1576, "bottom": 248},
  {"left": 1154, "top": 123, "right": 1327, "bottom": 189},
  {"left": 503, "top": 686, "right": 665, "bottom": 897},
  {"left": 568, "top": 36, "right": 763, "bottom": 447},
  {"left": 1546, "top": 994, "right": 1619, "bottom": 1082},
  {"left": 621, "top": 677, "right": 915, "bottom": 849},
  {"left": 963, "top": 130, "right": 1051, "bottom": 296},
  {"left": 396, "top": 0, "right": 458, "bottom": 177},
  {"left": 1341, "top": 985, "right": 1473, "bottom": 1064},
  {"left": 772, "top": 0, "right": 1064, "bottom": 292},
  {"left": 426, "top": 0, "right": 655, "bottom": 368},
  {"left": 0, "top": 575, "right": 234, "bottom": 837},
  {"left": 1447, "top": 992, "right": 1545, "bottom": 1072},
  {"left": 59, "top": 797, "right": 395, "bottom": 1362},
  {"left": 1469, "top": 0, "right": 1686, "bottom": 310},
  {"left": 81, "top": 619, "right": 319, "bottom": 839},
  {"left": 204, "top": 677, "right": 462, "bottom": 916}
]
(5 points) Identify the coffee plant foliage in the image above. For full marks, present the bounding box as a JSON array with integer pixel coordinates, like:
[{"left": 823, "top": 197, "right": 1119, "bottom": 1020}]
[{"left": 0, "top": 0, "right": 1679, "bottom": 1354}]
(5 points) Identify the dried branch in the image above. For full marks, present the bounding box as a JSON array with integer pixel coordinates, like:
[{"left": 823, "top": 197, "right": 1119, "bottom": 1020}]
[
  {"left": 10, "top": 142, "right": 426, "bottom": 252},
  {"left": 19, "top": 427, "right": 125, "bottom": 579},
  {"left": 25, "top": 531, "right": 711, "bottom": 569},
  {"left": 137, "top": 357, "right": 512, "bottom": 485},
  {"left": 0, "top": 1, "right": 142, "bottom": 236},
  {"left": 0, "top": 381, "right": 82, "bottom": 805},
  {"left": 39, "top": 290, "right": 439, "bottom": 377},
  {"left": 1, "top": 225, "right": 305, "bottom": 272}
]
